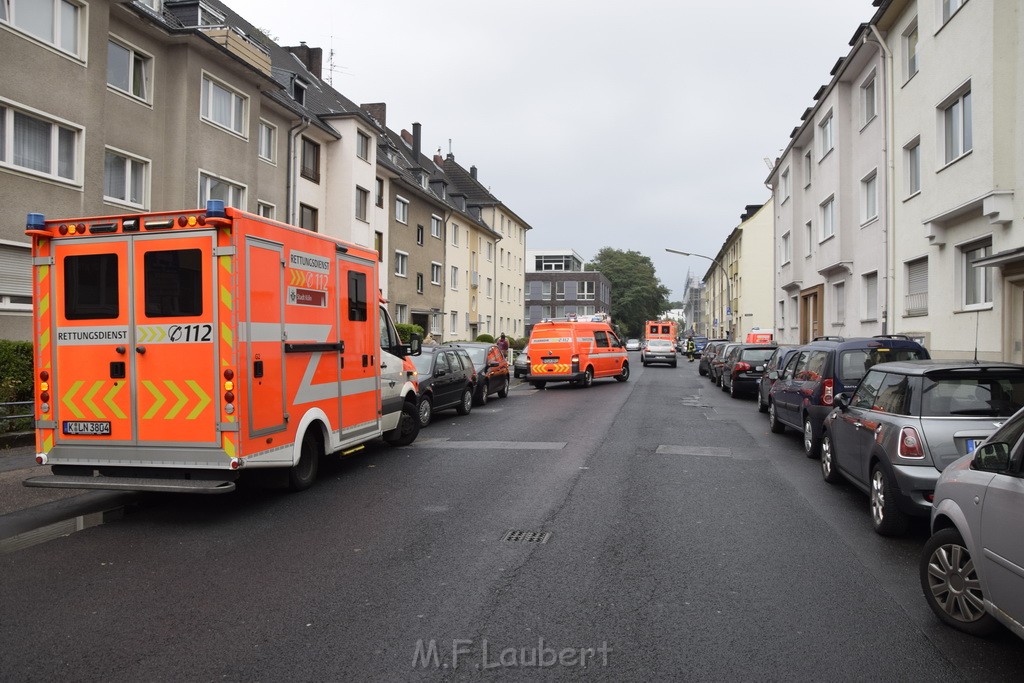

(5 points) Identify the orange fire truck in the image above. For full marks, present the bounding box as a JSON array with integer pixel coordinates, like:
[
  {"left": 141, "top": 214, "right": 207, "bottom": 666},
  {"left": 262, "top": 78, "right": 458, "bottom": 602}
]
[{"left": 23, "top": 201, "right": 421, "bottom": 494}]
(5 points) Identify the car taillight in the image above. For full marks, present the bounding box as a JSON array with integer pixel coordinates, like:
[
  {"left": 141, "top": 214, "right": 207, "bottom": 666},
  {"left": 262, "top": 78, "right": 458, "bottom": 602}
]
[
  {"left": 822, "top": 378, "right": 834, "bottom": 406},
  {"left": 899, "top": 427, "right": 925, "bottom": 458},
  {"left": 571, "top": 354, "right": 579, "bottom": 364},
  {"left": 734, "top": 362, "right": 750, "bottom": 375}
]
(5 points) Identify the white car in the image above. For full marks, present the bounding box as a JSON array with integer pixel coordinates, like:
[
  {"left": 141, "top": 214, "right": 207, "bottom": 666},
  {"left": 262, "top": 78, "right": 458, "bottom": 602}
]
[
  {"left": 920, "top": 406, "right": 1024, "bottom": 640},
  {"left": 625, "top": 339, "right": 641, "bottom": 352}
]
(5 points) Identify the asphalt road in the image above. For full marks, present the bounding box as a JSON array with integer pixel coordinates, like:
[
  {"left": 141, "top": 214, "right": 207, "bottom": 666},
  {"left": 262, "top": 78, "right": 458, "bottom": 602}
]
[{"left": 1, "top": 359, "right": 1021, "bottom": 681}]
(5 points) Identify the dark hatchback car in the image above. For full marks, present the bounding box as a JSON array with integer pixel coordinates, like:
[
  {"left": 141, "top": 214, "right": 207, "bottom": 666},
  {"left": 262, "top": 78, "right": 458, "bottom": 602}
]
[
  {"left": 721, "top": 344, "right": 778, "bottom": 398},
  {"left": 710, "top": 342, "right": 742, "bottom": 386},
  {"left": 444, "top": 341, "right": 510, "bottom": 405},
  {"left": 821, "top": 360, "right": 1024, "bottom": 535},
  {"left": 691, "top": 335, "right": 711, "bottom": 358},
  {"left": 767, "top": 335, "right": 930, "bottom": 458},
  {"left": 698, "top": 340, "right": 727, "bottom": 377},
  {"left": 410, "top": 346, "right": 477, "bottom": 427},
  {"left": 757, "top": 345, "right": 799, "bottom": 413}
]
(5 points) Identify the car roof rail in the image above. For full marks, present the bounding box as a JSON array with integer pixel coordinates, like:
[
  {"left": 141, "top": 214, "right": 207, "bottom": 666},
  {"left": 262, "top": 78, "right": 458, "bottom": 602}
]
[
  {"left": 872, "top": 334, "right": 912, "bottom": 340},
  {"left": 812, "top": 335, "right": 845, "bottom": 342}
]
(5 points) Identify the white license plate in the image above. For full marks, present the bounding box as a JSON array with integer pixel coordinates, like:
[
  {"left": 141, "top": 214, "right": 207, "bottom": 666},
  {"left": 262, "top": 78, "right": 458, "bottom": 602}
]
[
  {"left": 755, "top": 366, "right": 764, "bottom": 372},
  {"left": 63, "top": 421, "right": 111, "bottom": 436},
  {"left": 543, "top": 358, "right": 558, "bottom": 364}
]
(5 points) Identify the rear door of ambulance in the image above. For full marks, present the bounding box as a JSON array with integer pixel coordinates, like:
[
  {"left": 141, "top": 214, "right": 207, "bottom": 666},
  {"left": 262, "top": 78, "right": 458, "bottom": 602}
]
[{"left": 50, "top": 233, "right": 218, "bottom": 455}]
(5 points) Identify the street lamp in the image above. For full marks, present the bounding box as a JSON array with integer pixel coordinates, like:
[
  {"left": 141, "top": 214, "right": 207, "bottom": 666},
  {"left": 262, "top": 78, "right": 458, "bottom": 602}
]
[{"left": 665, "top": 248, "right": 733, "bottom": 340}]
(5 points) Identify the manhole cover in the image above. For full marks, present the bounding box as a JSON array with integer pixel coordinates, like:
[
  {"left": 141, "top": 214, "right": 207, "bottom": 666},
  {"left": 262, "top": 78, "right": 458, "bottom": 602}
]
[{"left": 501, "top": 530, "right": 551, "bottom": 544}]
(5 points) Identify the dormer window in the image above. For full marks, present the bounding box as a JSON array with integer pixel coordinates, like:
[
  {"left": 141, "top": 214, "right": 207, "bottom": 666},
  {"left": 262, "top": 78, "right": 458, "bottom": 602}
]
[
  {"left": 292, "top": 78, "right": 307, "bottom": 106},
  {"left": 419, "top": 173, "right": 428, "bottom": 190}
]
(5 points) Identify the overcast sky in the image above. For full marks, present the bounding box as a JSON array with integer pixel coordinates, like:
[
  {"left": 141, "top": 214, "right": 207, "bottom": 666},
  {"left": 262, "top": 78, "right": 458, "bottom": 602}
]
[{"left": 242, "top": 0, "right": 875, "bottom": 300}]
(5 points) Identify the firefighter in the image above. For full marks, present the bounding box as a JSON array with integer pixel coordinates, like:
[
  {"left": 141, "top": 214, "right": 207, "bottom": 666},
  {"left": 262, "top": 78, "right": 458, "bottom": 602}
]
[{"left": 685, "top": 335, "right": 696, "bottom": 362}]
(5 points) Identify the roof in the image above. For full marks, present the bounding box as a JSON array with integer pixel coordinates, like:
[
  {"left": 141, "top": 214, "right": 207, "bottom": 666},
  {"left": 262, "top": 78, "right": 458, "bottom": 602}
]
[{"left": 863, "top": 360, "right": 1024, "bottom": 375}]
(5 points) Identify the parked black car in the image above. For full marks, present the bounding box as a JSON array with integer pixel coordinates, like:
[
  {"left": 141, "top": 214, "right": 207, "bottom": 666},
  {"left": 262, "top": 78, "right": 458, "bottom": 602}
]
[
  {"left": 767, "top": 335, "right": 930, "bottom": 457},
  {"left": 409, "top": 346, "right": 477, "bottom": 427},
  {"left": 757, "top": 345, "right": 799, "bottom": 413},
  {"left": 721, "top": 344, "right": 778, "bottom": 398},
  {"left": 698, "top": 340, "right": 728, "bottom": 377},
  {"left": 444, "top": 341, "right": 510, "bottom": 406}
]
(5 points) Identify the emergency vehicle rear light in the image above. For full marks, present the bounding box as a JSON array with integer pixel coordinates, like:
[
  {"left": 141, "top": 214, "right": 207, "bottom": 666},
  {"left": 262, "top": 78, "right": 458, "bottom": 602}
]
[
  {"left": 572, "top": 354, "right": 580, "bottom": 364},
  {"left": 58, "top": 224, "right": 68, "bottom": 235},
  {"left": 224, "top": 391, "right": 235, "bottom": 403},
  {"left": 40, "top": 371, "right": 49, "bottom": 381},
  {"left": 223, "top": 369, "right": 234, "bottom": 380},
  {"left": 145, "top": 218, "right": 174, "bottom": 230},
  {"left": 36, "top": 454, "right": 47, "bottom": 465},
  {"left": 206, "top": 199, "right": 227, "bottom": 218},
  {"left": 40, "top": 391, "right": 50, "bottom": 403},
  {"left": 229, "top": 458, "right": 241, "bottom": 470},
  {"left": 26, "top": 213, "right": 45, "bottom": 230},
  {"left": 122, "top": 218, "right": 140, "bottom": 232},
  {"left": 88, "top": 222, "right": 118, "bottom": 234}
]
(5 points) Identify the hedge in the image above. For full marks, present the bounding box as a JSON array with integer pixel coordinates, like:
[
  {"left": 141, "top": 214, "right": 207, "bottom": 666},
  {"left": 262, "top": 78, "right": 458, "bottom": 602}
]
[{"left": 0, "top": 340, "right": 34, "bottom": 434}]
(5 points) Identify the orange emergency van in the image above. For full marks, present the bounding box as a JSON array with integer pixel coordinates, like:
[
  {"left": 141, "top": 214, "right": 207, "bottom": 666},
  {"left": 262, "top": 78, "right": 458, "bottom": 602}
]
[
  {"left": 526, "top": 317, "right": 630, "bottom": 389},
  {"left": 645, "top": 320, "right": 678, "bottom": 343},
  {"left": 23, "top": 201, "right": 421, "bottom": 494}
]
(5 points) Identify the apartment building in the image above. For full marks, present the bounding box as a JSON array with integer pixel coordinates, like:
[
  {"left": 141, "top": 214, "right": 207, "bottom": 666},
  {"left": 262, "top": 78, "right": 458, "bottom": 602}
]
[{"left": 524, "top": 250, "right": 612, "bottom": 337}]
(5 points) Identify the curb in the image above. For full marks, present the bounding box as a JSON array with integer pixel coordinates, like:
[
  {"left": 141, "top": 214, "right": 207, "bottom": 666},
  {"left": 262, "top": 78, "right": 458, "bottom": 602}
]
[{"left": 0, "top": 490, "right": 138, "bottom": 546}]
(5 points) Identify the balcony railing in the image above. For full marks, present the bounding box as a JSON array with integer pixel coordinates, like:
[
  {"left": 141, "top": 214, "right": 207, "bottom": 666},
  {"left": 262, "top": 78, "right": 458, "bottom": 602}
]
[{"left": 905, "top": 291, "right": 928, "bottom": 315}]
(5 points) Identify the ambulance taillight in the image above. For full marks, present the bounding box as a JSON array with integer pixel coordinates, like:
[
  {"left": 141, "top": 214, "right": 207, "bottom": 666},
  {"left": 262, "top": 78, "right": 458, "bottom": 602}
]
[
  {"left": 223, "top": 369, "right": 236, "bottom": 414},
  {"left": 38, "top": 370, "right": 51, "bottom": 414}
]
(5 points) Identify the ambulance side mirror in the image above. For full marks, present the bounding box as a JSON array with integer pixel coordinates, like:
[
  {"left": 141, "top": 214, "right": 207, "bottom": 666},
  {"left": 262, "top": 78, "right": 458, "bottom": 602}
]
[{"left": 407, "top": 334, "right": 422, "bottom": 356}]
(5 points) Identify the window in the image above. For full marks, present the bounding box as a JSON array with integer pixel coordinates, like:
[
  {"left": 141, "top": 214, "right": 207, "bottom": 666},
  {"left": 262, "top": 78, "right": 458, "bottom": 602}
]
[
  {"left": 803, "top": 150, "right": 812, "bottom": 187},
  {"left": 820, "top": 196, "right": 835, "bottom": 240},
  {"left": 450, "top": 311, "right": 457, "bottom": 333},
  {"left": 200, "top": 74, "right": 246, "bottom": 136},
  {"left": 833, "top": 282, "right": 845, "bottom": 323},
  {"left": 819, "top": 113, "right": 834, "bottom": 158},
  {"left": 430, "top": 313, "right": 442, "bottom": 335},
  {"left": 107, "top": 39, "right": 150, "bottom": 101},
  {"left": 2, "top": 0, "right": 81, "bottom": 56},
  {"left": 63, "top": 253, "right": 118, "bottom": 320},
  {"left": 780, "top": 167, "right": 790, "bottom": 202},
  {"left": 486, "top": 242, "right": 493, "bottom": 261},
  {"left": 144, "top": 249, "right": 202, "bottom": 318},
  {"left": 903, "top": 20, "right": 919, "bottom": 81},
  {"left": 790, "top": 295, "right": 799, "bottom": 328},
  {"left": 431, "top": 215, "right": 442, "bottom": 239},
  {"left": 962, "top": 239, "right": 992, "bottom": 308},
  {"left": 198, "top": 171, "right": 244, "bottom": 208},
  {"left": 906, "top": 257, "right": 928, "bottom": 315},
  {"left": 943, "top": 88, "right": 972, "bottom": 164},
  {"left": 416, "top": 225, "right": 424, "bottom": 246},
  {"left": 451, "top": 223, "right": 460, "bottom": 246},
  {"left": 394, "top": 251, "right": 408, "bottom": 277},
  {"left": 450, "top": 266, "right": 459, "bottom": 290},
  {"left": 356, "top": 131, "right": 370, "bottom": 161},
  {"left": 850, "top": 370, "right": 885, "bottom": 411},
  {"left": 300, "top": 136, "right": 320, "bottom": 182},
  {"left": 555, "top": 282, "right": 565, "bottom": 301},
  {"left": 805, "top": 221, "right": 813, "bottom": 256},
  {"left": 103, "top": 148, "right": 147, "bottom": 208},
  {"left": 861, "top": 171, "right": 877, "bottom": 224},
  {"left": 863, "top": 272, "right": 878, "bottom": 320},
  {"left": 905, "top": 138, "right": 921, "bottom": 196},
  {"left": 258, "top": 121, "right": 276, "bottom": 162},
  {"left": 374, "top": 231, "right": 383, "bottom": 262},
  {"left": 0, "top": 244, "right": 32, "bottom": 311},
  {"left": 0, "top": 103, "right": 78, "bottom": 181},
  {"left": 416, "top": 273, "right": 424, "bottom": 294},
  {"left": 395, "top": 196, "right": 408, "bottom": 224},
  {"left": 257, "top": 201, "right": 275, "bottom": 219},
  {"left": 299, "top": 203, "right": 317, "bottom": 231},
  {"left": 431, "top": 262, "right": 442, "bottom": 285},
  {"left": 861, "top": 75, "right": 876, "bottom": 126},
  {"left": 942, "top": 0, "right": 967, "bottom": 24},
  {"left": 375, "top": 177, "right": 383, "bottom": 207},
  {"left": 541, "top": 281, "right": 552, "bottom": 298},
  {"left": 355, "top": 186, "right": 368, "bottom": 221},
  {"left": 780, "top": 232, "right": 791, "bottom": 265},
  {"left": 395, "top": 304, "right": 408, "bottom": 324},
  {"left": 292, "top": 78, "right": 306, "bottom": 106},
  {"left": 348, "top": 273, "right": 367, "bottom": 322},
  {"left": 578, "top": 281, "right": 595, "bottom": 300},
  {"left": 486, "top": 277, "right": 493, "bottom": 298},
  {"left": 779, "top": 300, "right": 786, "bottom": 329}
]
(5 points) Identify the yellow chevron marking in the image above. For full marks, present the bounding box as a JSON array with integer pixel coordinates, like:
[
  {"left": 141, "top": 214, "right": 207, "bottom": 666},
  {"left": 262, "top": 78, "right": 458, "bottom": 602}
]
[
  {"left": 220, "top": 285, "right": 233, "bottom": 311},
  {"left": 532, "top": 363, "right": 571, "bottom": 374},
  {"left": 103, "top": 382, "right": 126, "bottom": 419},
  {"left": 164, "top": 380, "right": 188, "bottom": 419},
  {"left": 43, "top": 433, "right": 53, "bottom": 452},
  {"left": 38, "top": 292, "right": 49, "bottom": 316},
  {"left": 185, "top": 380, "right": 211, "bottom": 420},
  {"left": 82, "top": 381, "right": 105, "bottom": 419},
  {"left": 37, "top": 264, "right": 49, "bottom": 283},
  {"left": 142, "top": 380, "right": 166, "bottom": 420},
  {"left": 39, "top": 328, "right": 50, "bottom": 350},
  {"left": 62, "top": 380, "right": 85, "bottom": 419},
  {"left": 223, "top": 435, "right": 236, "bottom": 458},
  {"left": 219, "top": 255, "right": 232, "bottom": 274},
  {"left": 221, "top": 322, "right": 233, "bottom": 348}
]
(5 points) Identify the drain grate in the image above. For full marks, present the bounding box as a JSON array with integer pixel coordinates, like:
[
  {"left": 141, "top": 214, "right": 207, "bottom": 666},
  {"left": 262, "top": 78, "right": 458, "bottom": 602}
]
[{"left": 502, "top": 530, "right": 551, "bottom": 544}]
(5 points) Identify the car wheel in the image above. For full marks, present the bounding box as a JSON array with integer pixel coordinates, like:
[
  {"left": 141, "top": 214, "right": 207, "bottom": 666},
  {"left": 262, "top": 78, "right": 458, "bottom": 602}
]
[
  {"left": 383, "top": 399, "right": 420, "bottom": 446},
  {"left": 497, "top": 376, "right": 510, "bottom": 398},
  {"left": 802, "top": 415, "right": 821, "bottom": 458},
  {"left": 698, "top": 366, "right": 707, "bottom": 377},
  {"left": 820, "top": 433, "right": 843, "bottom": 484},
  {"left": 729, "top": 380, "right": 740, "bottom": 399},
  {"left": 870, "top": 463, "right": 909, "bottom": 536},
  {"left": 531, "top": 381, "right": 546, "bottom": 390},
  {"left": 757, "top": 387, "right": 768, "bottom": 413},
  {"left": 920, "top": 527, "right": 999, "bottom": 637},
  {"left": 768, "top": 402, "right": 785, "bottom": 434},
  {"left": 288, "top": 432, "right": 320, "bottom": 491},
  {"left": 720, "top": 376, "right": 728, "bottom": 392},
  {"left": 475, "top": 383, "right": 488, "bottom": 406},
  {"left": 456, "top": 387, "right": 473, "bottom": 415},
  {"left": 616, "top": 363, "right": 630, "bottom": 382},
  {"left": 579, "top": 367, "right": 594, "bottom": 388},
  {"left": 417, "top": 396, "right": 433, "bottom": 427},
  {"left": 671, "top": 362, "right": 677, "bottom": 368}
]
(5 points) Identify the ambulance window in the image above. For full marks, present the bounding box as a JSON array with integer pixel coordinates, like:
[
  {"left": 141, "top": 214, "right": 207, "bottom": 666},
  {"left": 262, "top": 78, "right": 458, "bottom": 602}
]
[
  {"left": 144, "top": 249, "right": 202, "bottom": 317},
  {"left": 594, "top": 330, "right": 609, "bottom": 348},
  {"left": 379, "top": 305, "right": 393, "bottom": 349},
  {"left": 348, "top": 271, "right": 367, "bottom": 321},
  {"left": 64, "top": 254, "right": 119, "bottom": 320}
]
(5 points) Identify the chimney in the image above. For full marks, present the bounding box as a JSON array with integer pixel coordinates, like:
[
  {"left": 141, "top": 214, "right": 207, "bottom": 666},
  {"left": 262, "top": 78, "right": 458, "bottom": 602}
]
[
  {"left": 433, "top": 154, "right": 444, "bottom": 166},
  {"left": 401, "top": 129, "right": 413, "bottom": 145},
  {"left": 470, "top": 165, "right": 477, "bottom": 180},
  {"left": 286, "top": 43, "right": 322, "bottom": 79},
  {"left": 412, "top": 122, "right": 422, "bottom": 160},
  {"left": 361, "top": 103, "right": 386, "bottom": 127}
]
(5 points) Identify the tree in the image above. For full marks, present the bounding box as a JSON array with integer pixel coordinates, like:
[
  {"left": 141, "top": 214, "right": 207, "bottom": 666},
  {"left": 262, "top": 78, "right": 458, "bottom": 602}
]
[{"left": 586, "top": 248, "right": 671, "bottom": 338}]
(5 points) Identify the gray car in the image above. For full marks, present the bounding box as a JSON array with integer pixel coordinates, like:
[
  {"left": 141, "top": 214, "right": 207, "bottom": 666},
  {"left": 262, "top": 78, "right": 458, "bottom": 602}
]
[
  {"left": 641, "top": 339, "right": 677, "bottom": 367},
  {"left": 821, "top": 360, "right": 1024, "bottom": 535},
  {"left": 921, "top": 406, "right": 1024, "bottom": 640}
]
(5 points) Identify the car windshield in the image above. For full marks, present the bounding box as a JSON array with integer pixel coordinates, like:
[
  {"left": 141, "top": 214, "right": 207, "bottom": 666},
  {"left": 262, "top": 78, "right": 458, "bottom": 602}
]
[
  {"left": 462, "top": 347, "right": 487, "bottom": 364},
  {"left": 840, "top": 347, "right": 926, "bottom": 384},
  {"left": 648, "top": 340, "right": 674, "bottom": 349},
  {"left": 920, "top": 371, "right": 1024, "bottom": 417}
]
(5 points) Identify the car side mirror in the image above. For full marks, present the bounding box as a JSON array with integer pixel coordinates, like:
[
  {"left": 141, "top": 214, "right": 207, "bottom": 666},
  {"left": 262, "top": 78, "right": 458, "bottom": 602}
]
[
  {"left": 434, "top": 369, "right": 447, "bottom": 378},
  {"left": 405, "top": 334, "right": 422, "bottom": 357},
  {"left": 768, "top": 370, "right": 779, "bottom": 380},
  {"left": 836, "top": 393, "right": 851, "bottom": 411},
  {"left": 973, "top": 442, "right": 1011, "bottom": 472},
  {"left": 488, "top": 360, "right": 500, "bottom": 368}
]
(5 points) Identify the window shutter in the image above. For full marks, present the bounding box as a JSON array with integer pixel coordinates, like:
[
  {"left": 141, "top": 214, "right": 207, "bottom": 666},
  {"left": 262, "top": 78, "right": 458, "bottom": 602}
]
[
  {"left": 907, "top": 259, "right": 928, "bottom": 294},
  {"left": 0, "top": 244, "right": 31, "bottom": 297}
]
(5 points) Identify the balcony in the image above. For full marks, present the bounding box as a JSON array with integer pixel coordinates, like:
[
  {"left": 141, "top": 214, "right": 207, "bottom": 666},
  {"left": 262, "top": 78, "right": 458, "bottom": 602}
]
[
  {"left": 905, "top": 291, "right": 928, "bottom": 316},
  {"left": 200, "top": 26, "right": 273, "bottom": 76}
]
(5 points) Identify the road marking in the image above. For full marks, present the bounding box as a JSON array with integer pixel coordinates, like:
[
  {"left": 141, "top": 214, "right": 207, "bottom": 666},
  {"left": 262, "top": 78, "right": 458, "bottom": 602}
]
[
  {"left": 656, "top": 445, "right": 732, "bottom": 457},
  {"left": 415, "top": 439, "right": 566, "bottom": 450}
]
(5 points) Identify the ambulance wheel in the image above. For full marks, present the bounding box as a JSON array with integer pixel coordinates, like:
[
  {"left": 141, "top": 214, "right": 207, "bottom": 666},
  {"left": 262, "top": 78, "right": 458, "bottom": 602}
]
[
  {"left": 456, "top": 387, "right": 473, "bottom": 415},
  {"left": 384, "top": 400, "right": 420, "bottom": 447},
  {"left": 288, "top": 432, "right": 320, "bottom": 491},
  {"left": 531, "top": 381, "right": 546, "bottom": 390},
  {"left": 417, "top": 396, "right": 433, "bottom": 427},
  {"left": 616, "top": 363, "right": 630, "bottom": 382},
  {"left": 579, "top": 367, "right": 594, "bottom": 388},
  {"left": 497, "top": 376, "right": 510, "bottom": 398}
]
